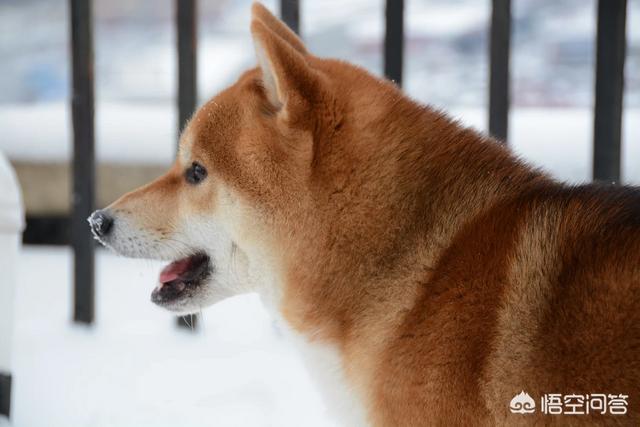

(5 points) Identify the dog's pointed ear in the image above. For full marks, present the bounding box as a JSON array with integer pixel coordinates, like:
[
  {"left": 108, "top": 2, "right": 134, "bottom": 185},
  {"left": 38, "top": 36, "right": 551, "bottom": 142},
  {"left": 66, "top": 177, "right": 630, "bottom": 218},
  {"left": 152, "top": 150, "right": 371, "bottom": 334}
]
[
  {"left": 251, "top": 3, "right": 306, "bottom": 55},
  {"left": 251, "top": 11, "right": 322, "bottom": 126}
]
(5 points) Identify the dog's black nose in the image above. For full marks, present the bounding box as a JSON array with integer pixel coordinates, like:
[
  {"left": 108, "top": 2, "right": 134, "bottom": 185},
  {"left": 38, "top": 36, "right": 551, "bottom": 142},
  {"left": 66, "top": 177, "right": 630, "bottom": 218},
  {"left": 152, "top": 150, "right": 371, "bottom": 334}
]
[{"left": 89, "top": 210, "right": 114, "bottom": 238}]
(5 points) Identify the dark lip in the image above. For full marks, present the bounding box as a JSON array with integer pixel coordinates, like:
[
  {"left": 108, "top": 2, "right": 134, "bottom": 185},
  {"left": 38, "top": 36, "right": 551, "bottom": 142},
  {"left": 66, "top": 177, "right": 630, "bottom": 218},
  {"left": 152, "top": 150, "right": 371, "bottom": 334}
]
[{"left": 151, "top": 252, "right": 212, "bottom": 305}]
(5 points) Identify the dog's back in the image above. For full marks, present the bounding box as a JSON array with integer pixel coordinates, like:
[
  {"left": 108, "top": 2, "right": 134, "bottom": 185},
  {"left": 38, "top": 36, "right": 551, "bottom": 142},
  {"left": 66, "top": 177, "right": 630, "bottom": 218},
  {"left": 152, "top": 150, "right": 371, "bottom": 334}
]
[{"left": 370, "top": 180, "right": 640, "bottom": 425}]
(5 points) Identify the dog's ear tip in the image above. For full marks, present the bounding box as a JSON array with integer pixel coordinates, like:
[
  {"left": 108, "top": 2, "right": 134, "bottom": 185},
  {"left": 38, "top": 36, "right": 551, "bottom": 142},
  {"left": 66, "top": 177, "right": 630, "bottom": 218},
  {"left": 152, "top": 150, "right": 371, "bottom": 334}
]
[
  {"left": 250, "top": 2, "right": 270, "bottom": 20},
  {"left": 249, "top": 2, "right": 308, "bottom": 56}
]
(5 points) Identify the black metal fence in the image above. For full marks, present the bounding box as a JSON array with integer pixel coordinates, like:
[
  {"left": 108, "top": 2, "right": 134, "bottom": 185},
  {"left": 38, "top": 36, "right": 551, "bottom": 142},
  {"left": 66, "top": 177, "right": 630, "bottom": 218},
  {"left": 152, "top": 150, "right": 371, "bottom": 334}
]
[
  {"left": 67, "top": 0, "right": 628, "bottom": 325},
  {"left": 70, "top": 0, "right": 95, "bottom": 324}
]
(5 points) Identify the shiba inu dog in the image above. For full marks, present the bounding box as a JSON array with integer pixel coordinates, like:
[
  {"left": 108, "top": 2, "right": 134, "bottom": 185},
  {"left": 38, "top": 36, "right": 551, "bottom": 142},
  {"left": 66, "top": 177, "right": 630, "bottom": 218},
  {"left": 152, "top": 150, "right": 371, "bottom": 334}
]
[{"left": 89, "top": 3, "right": 640, "bottom": 425}]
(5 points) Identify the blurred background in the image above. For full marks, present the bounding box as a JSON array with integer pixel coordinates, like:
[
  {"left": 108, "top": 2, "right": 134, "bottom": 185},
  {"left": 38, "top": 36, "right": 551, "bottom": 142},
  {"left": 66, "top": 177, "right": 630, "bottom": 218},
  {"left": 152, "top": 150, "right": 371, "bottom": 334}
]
[{"left": 0, "top": 0, "right": 638, "bottom": 426}]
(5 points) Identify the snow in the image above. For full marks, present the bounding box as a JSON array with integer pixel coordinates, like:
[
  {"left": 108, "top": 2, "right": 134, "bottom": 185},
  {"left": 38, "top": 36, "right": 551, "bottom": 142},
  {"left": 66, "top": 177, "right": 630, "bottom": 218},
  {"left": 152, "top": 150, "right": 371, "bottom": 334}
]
[
  {"left": 448, "top": 107, "right": 640, "bottom": 185},
  {"left": 406, "top": 3, "right": 489, "bottom": 38},
  {"left": 0, "top": 103, "right": 175, "bottom": 164},
  {"left": 0, "top": 103, "right": 638, "bottom": 185},
  {"left": 10, "top": 246, "right": 337, "bottom": 427}
]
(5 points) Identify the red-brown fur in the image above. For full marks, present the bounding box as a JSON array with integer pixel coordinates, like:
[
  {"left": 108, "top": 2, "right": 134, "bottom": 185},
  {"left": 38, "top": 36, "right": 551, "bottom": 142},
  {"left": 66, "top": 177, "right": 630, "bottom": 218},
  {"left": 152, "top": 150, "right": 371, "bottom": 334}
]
[{"left": 105, "top": 4, "right": 640, "bottom": 425}]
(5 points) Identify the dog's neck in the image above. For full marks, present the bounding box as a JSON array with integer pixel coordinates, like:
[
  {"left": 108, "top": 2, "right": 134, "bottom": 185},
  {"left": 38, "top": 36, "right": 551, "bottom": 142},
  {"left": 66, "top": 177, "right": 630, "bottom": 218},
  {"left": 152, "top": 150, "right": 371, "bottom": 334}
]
[
  {"left": 255, "top": 100, "right": 552, "bottom": 420},
  {"left": 274, "top": 100, "right": 549, "bottom": 341}
]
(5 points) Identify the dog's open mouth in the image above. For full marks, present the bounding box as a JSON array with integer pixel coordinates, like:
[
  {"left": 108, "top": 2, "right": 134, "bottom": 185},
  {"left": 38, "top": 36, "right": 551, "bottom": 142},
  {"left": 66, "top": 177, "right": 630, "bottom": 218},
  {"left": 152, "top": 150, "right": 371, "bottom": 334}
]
[{"left": 151, "top": 252, "right": 212, "bottom": 305}]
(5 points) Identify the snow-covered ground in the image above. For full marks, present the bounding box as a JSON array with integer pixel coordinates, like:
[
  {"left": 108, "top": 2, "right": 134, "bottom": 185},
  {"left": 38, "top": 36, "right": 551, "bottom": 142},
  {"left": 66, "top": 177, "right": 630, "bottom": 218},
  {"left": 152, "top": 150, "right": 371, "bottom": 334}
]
[{"left": 10, "top": 246, "right": 337, "bottom": 427}]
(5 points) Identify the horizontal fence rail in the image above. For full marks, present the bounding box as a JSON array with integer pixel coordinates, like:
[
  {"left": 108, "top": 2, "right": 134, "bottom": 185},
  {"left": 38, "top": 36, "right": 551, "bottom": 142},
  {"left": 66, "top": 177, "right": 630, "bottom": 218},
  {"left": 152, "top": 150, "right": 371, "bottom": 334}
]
[{"left": 60, "top": 1, "right": 630, "bottom": 329}]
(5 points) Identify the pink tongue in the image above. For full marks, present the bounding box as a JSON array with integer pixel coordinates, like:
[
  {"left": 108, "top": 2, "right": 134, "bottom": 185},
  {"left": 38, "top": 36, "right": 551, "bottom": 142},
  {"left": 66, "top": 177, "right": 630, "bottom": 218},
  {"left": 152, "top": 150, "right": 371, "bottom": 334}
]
[{"left": 159, "top": 258, "right": 192, "bottom": 284}]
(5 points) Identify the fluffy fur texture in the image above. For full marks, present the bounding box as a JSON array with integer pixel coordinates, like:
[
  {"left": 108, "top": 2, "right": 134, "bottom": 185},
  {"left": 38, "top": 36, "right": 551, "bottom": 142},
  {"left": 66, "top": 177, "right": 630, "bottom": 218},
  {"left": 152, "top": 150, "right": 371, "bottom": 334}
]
[{"left": 96, "top": 3, "right": 640, "bottom": 425}]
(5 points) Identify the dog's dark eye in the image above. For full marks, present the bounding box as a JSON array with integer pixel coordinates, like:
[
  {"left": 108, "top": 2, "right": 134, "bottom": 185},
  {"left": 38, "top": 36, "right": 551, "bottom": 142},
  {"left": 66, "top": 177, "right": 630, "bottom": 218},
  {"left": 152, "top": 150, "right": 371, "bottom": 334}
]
[{"left": 185, "top": 162, "right": 207, "bottom": 184}]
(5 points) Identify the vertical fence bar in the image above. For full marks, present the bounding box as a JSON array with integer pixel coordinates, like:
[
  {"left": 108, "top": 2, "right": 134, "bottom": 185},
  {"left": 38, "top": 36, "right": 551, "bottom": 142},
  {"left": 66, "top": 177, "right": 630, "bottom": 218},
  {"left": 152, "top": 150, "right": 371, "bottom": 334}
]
[
  {"left": 593, "top": 0, "right": 627, "bottom": 183},
  {"left": 488, "top": 0, "right": 511, "bottom": 143},
  {"left": 384, "top": 0, "right": 404, "bottom": 86},
  {"left": 0, "top": 373, "right": 10, "bottom": 418},
  {"left": 280, "top": 0, "right": 300, "bottom": 35},
  {"left": 70, "top": 0, "right": 95, "bottom": 324},
  {"left": 176, "top": 0, "right": 199, "bottom": 330},
  {"left": 177, "top": 0, "right": 197, "bottom": 133}
]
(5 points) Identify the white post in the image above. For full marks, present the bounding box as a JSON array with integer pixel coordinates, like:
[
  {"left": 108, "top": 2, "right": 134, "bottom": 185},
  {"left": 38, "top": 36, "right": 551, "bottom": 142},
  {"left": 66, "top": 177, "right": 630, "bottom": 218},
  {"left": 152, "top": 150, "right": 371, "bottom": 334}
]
[{"left": 0, "top": 151, "right": 24, "bottom": 419}]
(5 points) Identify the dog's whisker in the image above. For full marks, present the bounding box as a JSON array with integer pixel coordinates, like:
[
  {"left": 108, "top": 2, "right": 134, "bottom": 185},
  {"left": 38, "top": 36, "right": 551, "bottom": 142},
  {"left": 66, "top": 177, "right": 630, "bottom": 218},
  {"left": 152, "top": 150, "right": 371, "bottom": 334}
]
[{"left": 198, "top": 308, "right": 205, "bottom": 333}]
